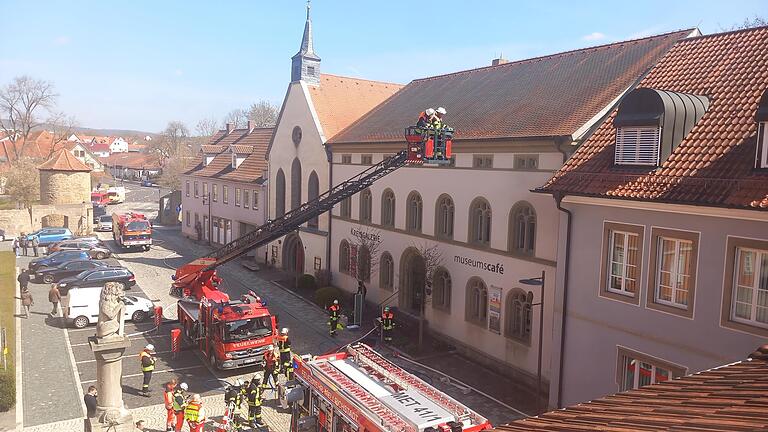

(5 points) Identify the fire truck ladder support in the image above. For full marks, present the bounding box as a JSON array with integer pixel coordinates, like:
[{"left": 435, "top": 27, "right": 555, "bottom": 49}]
[
  {"left": 198, "top": 150, "right": 409, "bottom": 273},
  {"left": 349, "top": 343, "right": 483, "bottom": 426},
  {"left": 314, "top": 361, "right": 415, "bottom": 432}
]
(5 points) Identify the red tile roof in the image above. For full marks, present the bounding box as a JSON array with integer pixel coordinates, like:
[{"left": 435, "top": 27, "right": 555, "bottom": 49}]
[
  {"left": 540, "top": 26, "right": 768, "bottom": 210},
  {"left": 229, "top": 144, "right": 254, "bottom": 155},
  {"left": 89, "top": 142, "right": 111, "bottom": 153},
  {"left": 494, "top": 353, "right": 768, "bottom": 432},
  {"left": 99, "top": 152, "right": 162, "bottom": 170},
  {"left": 0, "top": 130, "right": 72, "bottom": 170},
  {"left": 185, "top": 127, "right": 272, "bottom": 183},
  {"left": 308, "top": 74, "right": 403, "bottom": 140},
  {"left": 330, "top": 30, "right": 693, "bottom": 145},
  {"left": 37, "top": 148, "right": 92, "bottom": 172}
]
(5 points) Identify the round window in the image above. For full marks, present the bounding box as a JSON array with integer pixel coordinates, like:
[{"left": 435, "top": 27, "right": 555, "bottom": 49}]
[{"left": 292, "top": 126, "right": 302, "bottom": 146}]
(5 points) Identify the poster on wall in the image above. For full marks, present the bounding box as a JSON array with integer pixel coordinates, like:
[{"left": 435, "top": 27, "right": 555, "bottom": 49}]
[{"left": 489, "top": 285, "right": 502, "bottom": 334}]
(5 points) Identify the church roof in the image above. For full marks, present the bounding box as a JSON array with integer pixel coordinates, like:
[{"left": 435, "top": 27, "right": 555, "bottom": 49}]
[
  {"left": 307, "top": 74, "right": 403, "bottom": 140},
  {"left": 38, "top": 148, "right": 92, "bottom": 172}
]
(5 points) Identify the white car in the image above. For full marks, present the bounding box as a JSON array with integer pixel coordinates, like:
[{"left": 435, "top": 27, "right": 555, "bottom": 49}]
[
  {"left": 96, "top": 215, "right": 113, "bottom": 232},
  {"left": 68, "top": 287, "right": 155, "bottom": 329}
]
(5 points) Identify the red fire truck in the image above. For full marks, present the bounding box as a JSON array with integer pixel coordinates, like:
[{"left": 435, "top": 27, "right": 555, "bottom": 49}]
[
  {"left": 112, "top": 212, "right": 152, "bottom": 250},
  {"left": 287, "top": 343, "right": 492, "bottom": 432},
  {"left": 172, "top": 257, "right": 278, "bottom": 369}
]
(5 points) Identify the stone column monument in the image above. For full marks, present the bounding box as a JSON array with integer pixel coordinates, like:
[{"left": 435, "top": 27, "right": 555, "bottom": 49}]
[{"left": 88, "top": 281, "right": 135, "bottom": 431}]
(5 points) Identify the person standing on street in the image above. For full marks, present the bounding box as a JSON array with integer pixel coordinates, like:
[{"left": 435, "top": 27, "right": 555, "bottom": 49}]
[
  {"left": 83, "top": 385, "right": 97, "bottom": 432},
  {"left": 12, "top": 237, "right": 18, "bottom": 257},
  {"left": 172, "top": 382, "right": 189, "bottom": 432},
  {"left": 21, "top": 288, "right": 33, "bottom": 319},
  {"left": 20, "top": 234, "right": 28, "bottom": 256},
  {"left": 17, "top": 269, "right": 30, "bottom": 295},
  {"left": 139, "top": 344, "right": 156, "bottom": 397},
  {"left": 328, "top": 299, "right": 340, "bottom": 337},
  {"left": 163, "top": 379, "right": 177, "bottom": 431},
  {"left": 382, "top": 306, "right": 395, "bottom": 342},
  {"left": 247, "top": 377, "right": 264, "bottom": 427},
  {"left": 184, "top": 394, "right": 206, "bottom": 432},
  {"left": 48, "top": 284, "right": 61, "bottom": 317},
  {"left": 262, "top": 344, "right": 278, "bottom": 392},
  {"left": 31, "top": 236, "right": 40, "bottom": 257},
  {"left": 278, "top": 328, "right": 293, "bottom": 380}
]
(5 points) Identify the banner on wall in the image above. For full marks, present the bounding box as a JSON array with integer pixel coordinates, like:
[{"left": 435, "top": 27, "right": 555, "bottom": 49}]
[{"left": 489, "top": 285, "right": 502, "bottom": 334}]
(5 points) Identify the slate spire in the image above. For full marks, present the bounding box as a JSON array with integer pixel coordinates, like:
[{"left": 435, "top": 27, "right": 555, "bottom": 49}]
[{"left": 291, "top": 0, "right": 321, "bottom": 85}]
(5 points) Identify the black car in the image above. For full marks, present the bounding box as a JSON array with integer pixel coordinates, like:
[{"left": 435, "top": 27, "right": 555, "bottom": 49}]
[
  {"left": 57, "top": 267, "right": 136, "bottom": 294},
  {"left": 29, "top": 250, "right": 91, "bottom": 272},
  {"left": 35, "top": 260, "right": 109, "bottom": 284}
]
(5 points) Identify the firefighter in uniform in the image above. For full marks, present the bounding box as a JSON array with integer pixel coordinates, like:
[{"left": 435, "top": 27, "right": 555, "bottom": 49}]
[
  {"left": 382, "top": 307, "right": 395, "bottom": 342},
  {"left": 163, "top": 379, "right": 177, "bottom": 431},
  {"left": 262, "top": 344, "right": 279, "bottom": 392},
  {"left": 172, "top": 382, "right": 188, "bottom": 432},
  {"left": 328, "top": 299, "right": 340, "bottom": 337},
  {"left": 247, "top": 377, "right": 265, "bottom": 427},
  {"left": 139, "top": 344, "right": 156, "bottom": 397},
  {"left": 416, "top": 108, "right": 436, "bottom": 128},
  {"left": 225, "top": 379, "right": 245, "bottom": 430},
  {"left": 278, "top": 328, "right": 293, "bottom": 380},
  {"left": 184, "top": 394, "right": 206, "bottom": 432}
]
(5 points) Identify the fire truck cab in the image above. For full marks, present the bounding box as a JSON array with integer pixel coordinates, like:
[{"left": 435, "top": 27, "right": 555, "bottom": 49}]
[{"left": 288, "top": 343, "right": 491, "bottom": 432}]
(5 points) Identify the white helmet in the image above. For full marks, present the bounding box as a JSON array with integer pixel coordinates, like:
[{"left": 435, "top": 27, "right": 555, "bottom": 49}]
[
  {"left": 145, "top": 344, "right": 155, "bottom": 351},
  {"left": 235, "top": 378, "right": 244, "bottom": 386},
  {"left": 179, "top": 382, "right": 188, "bottom": 391},
  {"left": 281, "top": 327, "right": 289, "bottom": 334},
  {"left": 436, "top": 107, "right": 447, "bottom": 115},
  {"left": 425, "top": 108, "right": 436, "bottom": 116},
  {"left": 333, "top": 300, "right": 338, "bottom": 304}
]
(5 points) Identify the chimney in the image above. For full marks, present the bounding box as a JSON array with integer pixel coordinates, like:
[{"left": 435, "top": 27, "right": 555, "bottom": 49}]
[
  {"left": 492, "top": 57, "right": 509, "bottom": 66},
  {"left": 226, "top": 123, "right": 233, "bottom": 134},
  {"left": 247, "top": 120, "right": 253, "bottom": 131}
]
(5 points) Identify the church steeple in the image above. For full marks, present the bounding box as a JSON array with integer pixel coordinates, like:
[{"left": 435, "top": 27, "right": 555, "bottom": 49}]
[{"left": 291, "top": 0, "right": 321, "bottom": 85}]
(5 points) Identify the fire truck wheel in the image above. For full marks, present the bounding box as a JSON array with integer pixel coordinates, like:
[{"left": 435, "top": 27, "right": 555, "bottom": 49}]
[
  {"left": 131, "top": 310, "right": 147, "bottom": 323},
  {"left": 73, "top": 316, "right": 89, "bottom": 329},
  {"left": 42, "top": 274, "right": 55, "bottom": 284}
]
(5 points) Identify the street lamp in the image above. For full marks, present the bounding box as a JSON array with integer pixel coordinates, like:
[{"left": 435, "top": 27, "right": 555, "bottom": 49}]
[{"left": 519, "top": 270, "right": 546, "bottom": 413}]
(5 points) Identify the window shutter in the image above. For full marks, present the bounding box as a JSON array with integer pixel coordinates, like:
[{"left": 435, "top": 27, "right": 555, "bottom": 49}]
[{"left": 615, "top": 126, "right": 661, "bottom": 166}]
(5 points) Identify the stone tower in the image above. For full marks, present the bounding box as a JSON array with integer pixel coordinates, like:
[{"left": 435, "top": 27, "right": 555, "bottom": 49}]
[
  {"left": 38, "top": 149, "right": 92, "bottom": 205},
  {"left": 291, "top": 0, "right": 321, "bottom": 85}
]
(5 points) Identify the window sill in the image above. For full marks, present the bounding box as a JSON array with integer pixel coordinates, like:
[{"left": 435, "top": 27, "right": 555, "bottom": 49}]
[
  {"left": 720, "top": 317, "right": 768, "bottom": 338},
  {"left": 600, "top": 288, "right": 640, "bottom": 306},
  {"left": 504, "top": 335, "right": 532, "bottom": 347},
  {"left": 646, "top": 299, "right": 693, "bottom": 319},
  {"left": 465, "top": 317, "right": 488, "bottom": 329}
]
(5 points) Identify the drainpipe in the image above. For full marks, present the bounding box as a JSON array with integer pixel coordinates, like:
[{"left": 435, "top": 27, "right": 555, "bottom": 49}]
[
  {"left": 554, "top": 136, "right": 570, "bottom": 165},
  {"left": 553, "top": 191, "right": 572, "bottom": 409}
]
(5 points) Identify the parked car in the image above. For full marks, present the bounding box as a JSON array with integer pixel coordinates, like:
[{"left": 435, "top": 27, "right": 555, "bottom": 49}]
[
  {"left": 0, "top": 228, "right": 6, "bottom": 242},
  {"left": 72, "top": 236, "right": 106, "bottom": 247},
  {"left": 34, "top": 260, "right": 109, "bottom": 284},
  {"left": 26, "top": 228, "right": 73, "bottom": 246},
  {"left": 140, "top": 180, "right": 155, "bottom": 187},
  {"left": 57, "top": 267, "right": 136, "bottom": 294},
  {"left": 29, "top": 250, "right": 90, "bottom": 272},
  {"left": 68, "top": 288, "right": 153, "bottom": 329},
  {"left": 47, "top": 240, "right": 111, "bottom": 259},
  {"left": 93, "top": 203, "right": 107, "bottom": 223},
  {"left": 96, "top": 215, "right": 113, "bottom": 232}
]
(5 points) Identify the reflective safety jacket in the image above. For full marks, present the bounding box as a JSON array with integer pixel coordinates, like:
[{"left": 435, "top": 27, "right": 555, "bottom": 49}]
[
  {"left": 329, "top": 304, "right": 340, "bottom": 319},
  {"left": 278, "top": 336, "right": 291, "bottom": 353},
  {"left": 140, "top": 351, "right": 155, "bottom": 372},
  {"left": 382, "top": 311, "right": 394, "bottom": 330},
  {"left": 184, "top": 401, "right": 203, "bottom": 422},
  {"left": 164, "top": 389, "right": 174, "bottom": 410},
  {"left": 247, "top": 385, "right": 262, "bottom": 407},
  {"left": 172, "top": 390, "right": 186, "bottom": 412}
]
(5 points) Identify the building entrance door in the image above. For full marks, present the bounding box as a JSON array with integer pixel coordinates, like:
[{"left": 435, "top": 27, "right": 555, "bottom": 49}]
[
  {"left": 399, "top": 247, "right": 426, "bottom": 313},
  {"left": 282, "top": 233, "right": 305, "bottom": 274}
]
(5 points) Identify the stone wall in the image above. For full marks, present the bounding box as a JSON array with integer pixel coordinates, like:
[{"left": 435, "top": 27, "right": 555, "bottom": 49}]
[
  {"left": 40, "top": 171, "right": 91, "bottom": 205},
  {"left": 0, "top": 209, "right": 33, "bottom": 237},
  {"left": 0, "top": 203, "right": 92, "bottom": 237}
]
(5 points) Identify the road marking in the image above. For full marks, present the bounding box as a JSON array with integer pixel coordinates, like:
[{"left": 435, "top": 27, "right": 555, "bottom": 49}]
[
  {"left": 14, "top": 267, "right": 23, "bottom": 430},
  {"left": 75, "top": 349, "right": 173, "bottom": 364},
  {"left": 80, "top": 365, "right": 207, "bottom": 384},
  {"left": 63, "top": 313, "right": 87, "bottom": 419},
  {"left": 69, "top": 334, "right": 170, "bottom": 347}
]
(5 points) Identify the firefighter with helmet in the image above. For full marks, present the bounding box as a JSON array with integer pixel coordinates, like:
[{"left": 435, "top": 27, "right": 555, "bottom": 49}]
[
  {"left": 171, "top": 382, "right": 189, "bottom": 432},
  {"left": 139, "top": 344, "right": 156, "bottom": 397},
  {"left": 247, "top": 377, "right": 265, "bottom": 427},
  {"left": 262, "top": 344, "right": 279, "bottom": 392},
  {"left": 417, "top": 108, "right": 436, "bottom": 128},
  {"left": 278, "top": 328, "right": 294, "bottom": 380},
  {"left": 432, "top": 106, "right": 447, "bottom": 128},
  {"left": 184, "top": 393, "right": 206, "bottom": 432},
  {"left": 328, "top": 299, "right": 341, "bottom": 337},
  {"left": 382, "top": 307, "right": 395, "bottom": 342},
  {"left": 225, "top": 378, "right": 246, "bottom": 430}
]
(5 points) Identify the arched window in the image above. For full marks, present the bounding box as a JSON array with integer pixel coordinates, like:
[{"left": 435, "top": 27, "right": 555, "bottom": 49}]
[
  {"left": 381, "top": 189, "right": 395, "bottom": 227},
  {"left": 465, "top": 277, "right": 488, "bottom": 326},
  {"left": 307, "top": 171, "right": 319, "bottom": 228},
  {"left": 505, "top": 288, "right": 532, "bottom": 344},
  {"left": 406, "top": 191, "right": 423, "bottom": 233},
  {"left": 432, "top": 267, "right": 451, "bottom": 311},
  {"left": 380, "top": 252, "right": 394, "bottom": 290},
  {"left": 358, "top": 245, "right": 371, "bottom": 282},
  {"left": 275, "top": 168, "right": 286, "bottom": 217},
  {"left": 359, "top": 189, "right": 372, "bottom": 224},
  {"left": 469, "top": 198, "right": 492, "bottom": 246},
  {"left": 339, "top": 240, "right": 350, "bottom": 274},
  {"left": 340, "top": 197, "right": 351, "bottom": 218},
  {"left": 435, "top": 194, "right": 454, "bottom": 240},
  {"left": 510, "top": 201, "right": 536, "bottom": 255},
  {"left": 291, "top": 158, "right": 302, "bottom": 210}
]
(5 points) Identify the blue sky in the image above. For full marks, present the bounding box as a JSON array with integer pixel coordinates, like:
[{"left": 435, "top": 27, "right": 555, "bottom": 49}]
[{"left": 1, "top": 0, "right": 765, "bottom": 133}]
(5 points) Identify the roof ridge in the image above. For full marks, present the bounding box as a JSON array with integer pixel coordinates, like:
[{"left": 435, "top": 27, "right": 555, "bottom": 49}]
[
  {"left": 678, "top": 23, "right": 768, "bottom": 41},
  {"left": 414, "top": 28, "right": 696, "bottom": 83},
  {"left": 319, "top": 73, "right": 404, "bottom": 87}
]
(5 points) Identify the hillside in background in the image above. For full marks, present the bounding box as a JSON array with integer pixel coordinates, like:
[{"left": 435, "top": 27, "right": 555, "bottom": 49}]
[{"left": 1, "top": 119, "right": 158, "bottom": 139}]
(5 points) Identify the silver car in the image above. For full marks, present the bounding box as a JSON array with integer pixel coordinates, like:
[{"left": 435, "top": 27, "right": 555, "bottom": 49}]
[
  {"left": 47, "top": 240, "right": 112, "bottom": 260},
  {"left": 96, "top": 215, "right": 113, "bottom": 232}
]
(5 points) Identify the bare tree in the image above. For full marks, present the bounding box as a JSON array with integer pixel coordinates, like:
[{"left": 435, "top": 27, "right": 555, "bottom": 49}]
[
  {"left": 223, "top": 109, "right": 248, "bottom": 129},
  {"left": 247, "top": 100, "right": 279, "bottom": 128},
  {"left": 0, "top": 76, "right": 58, "bottom": 158},
  {"left": 414, "top": 241, "right": 443, "bottom": 349},
  {"left": 158, "top": 148, "right": 194, "bottom": 191},
  {"left": 45, "top": 111, "right": 79, "bottom": 158},
  {"left": 150, "top": 121, "right": 190, "bottom": 160},
  {"left": 723, "top": 15, "right": 767, "bottom": 30},
  {"left": 195, "top": 116, "right": 219, "bottom": 137},
  {"left": 4, "top": 157, "right": 40, "bottom": 208},
  {"left": 348, "top": 226, "right": 383, "bottom": 285}
]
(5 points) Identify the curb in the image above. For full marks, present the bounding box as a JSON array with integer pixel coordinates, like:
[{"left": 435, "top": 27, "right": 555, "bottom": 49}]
[{"left": 14, "top": 267, "right": 22, "bottom": 431}]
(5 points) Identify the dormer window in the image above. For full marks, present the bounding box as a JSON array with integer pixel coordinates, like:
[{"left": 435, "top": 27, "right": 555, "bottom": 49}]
[
  {"left": 755, "top": 89, "right": 768, "bottom": 169},
  {"left": 613, "top": 88, "right": 709, "bottom": 167}
]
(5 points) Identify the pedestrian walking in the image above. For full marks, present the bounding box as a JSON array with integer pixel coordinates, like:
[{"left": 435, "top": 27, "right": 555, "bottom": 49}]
[
  {"left": 83, "top": 385, "right": 97, "bottom": 432},
  {"left": 163, "top": 379, "right": 177, "bottom": 431},
  {"left": 21, "top": 289, "right": 33, "bottom": 319},
  {"left": 17, "top": 269, "right": 30, "bottom": 294},
  {"left": 184, "top": 394, "right": 206, "bottom": 432},
  {"left": 12, "top": 237, "right": 18, "bottom": 257},
  {"left": 31, "top": 236, "right": 40, "bottom": 257},
  {"left": 328, "top": 299, "right": 340, "bottom": 337},
  {"left": 139, "top": 344, "right": 156, "bottom": 397},
  {"left": 172, "top": 382, "right": 189, "bottom": 432},
  {"left": 20, "top": 234, "right": 28, "bottom": 256},
  {"left": 48, "top": 284, "right": 61, "bottom": 317}
]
